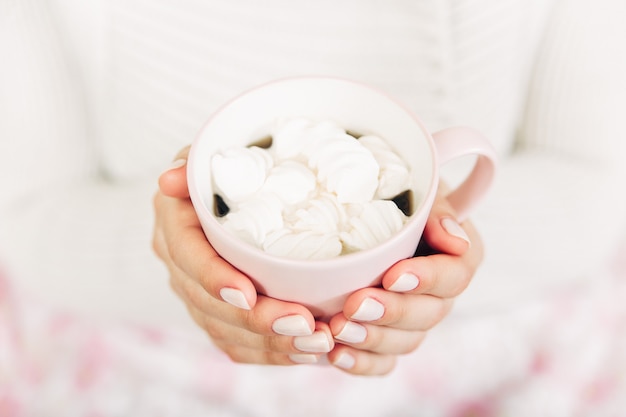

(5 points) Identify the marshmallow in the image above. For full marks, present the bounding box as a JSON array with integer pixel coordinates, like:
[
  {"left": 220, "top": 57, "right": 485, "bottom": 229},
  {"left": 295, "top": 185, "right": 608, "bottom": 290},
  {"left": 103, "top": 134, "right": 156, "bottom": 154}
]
[
  {"left": 211, "top": 146, "right": 273, "bottom": 205},
  {"left": 261, "top": 160, "right": 316, "bottom": 205},
  {"left": 358, "top": 135, "right": 412, "bottom": 199},
  {"left": 263, "top": 229, "right": 343, "bottom": 260},
  {"left": 271, "top": 117, "right": 345, "bottom": 162},
  {"left": 286, "top": 193, "right": 348, "bottom": 235},
  {"left": 340, "top": 200, "right": 407, "bottom": 253},
  {"left": 220, "top": 193, "right": 283, "bottom": 247},
  {"left": 308, "top": 134, "right": 380, "bottom": 204},
  {"left": 211, "top": 118, "right": 411, "bottom": 259}
]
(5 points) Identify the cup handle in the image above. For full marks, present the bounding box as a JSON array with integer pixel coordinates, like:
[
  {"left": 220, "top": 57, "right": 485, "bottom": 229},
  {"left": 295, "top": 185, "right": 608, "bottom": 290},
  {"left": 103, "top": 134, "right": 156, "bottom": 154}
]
[{"left": 432, "top": 127, "right": 498, "bottom": 222}]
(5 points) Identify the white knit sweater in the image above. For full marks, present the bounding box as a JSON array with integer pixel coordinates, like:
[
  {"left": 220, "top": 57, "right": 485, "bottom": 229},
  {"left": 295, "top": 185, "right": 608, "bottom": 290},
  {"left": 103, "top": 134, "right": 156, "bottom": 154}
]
[{"left": 1, "top": 0, "right": 625, "bottom": 327}]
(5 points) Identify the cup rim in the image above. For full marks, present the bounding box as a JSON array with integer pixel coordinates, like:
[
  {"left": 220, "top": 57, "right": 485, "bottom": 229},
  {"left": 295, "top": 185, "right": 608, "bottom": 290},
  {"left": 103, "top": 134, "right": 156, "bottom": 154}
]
[{"left": 187, "top": 75, "right": 439, "bottom": 268}]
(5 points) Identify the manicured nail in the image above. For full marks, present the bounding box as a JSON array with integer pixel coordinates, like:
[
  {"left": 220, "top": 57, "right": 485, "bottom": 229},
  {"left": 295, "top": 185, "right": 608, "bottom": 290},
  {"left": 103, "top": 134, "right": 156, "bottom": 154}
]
[
  {"left": 219, "top": 288, "right": 251, "bottom": 310},
  {"left": 169, "top": 158, "right": 187, "bottom": 170},
  {"left": 272, "top": 315, "right": 312, "bottom": 336},
  {"left": 333, "top": 352, "right": 355, "bottom": 370},
  {"left": 294, "top": 331, "right": 331, "bottom": 353},
  {"left": 351, "top": 298, "right": 384, "bottom": 322},
  {"left": 388, "top": 273, "right": 419, "bottom": 292},
  {"left": 289, "top": 354, "right": 318, "bottom": 364},
  {"left": 441, "top": 217, "right": 471, "bottom": 245},
  {"left": 335, "top": 321, "right": 367, "bottom": 344}
]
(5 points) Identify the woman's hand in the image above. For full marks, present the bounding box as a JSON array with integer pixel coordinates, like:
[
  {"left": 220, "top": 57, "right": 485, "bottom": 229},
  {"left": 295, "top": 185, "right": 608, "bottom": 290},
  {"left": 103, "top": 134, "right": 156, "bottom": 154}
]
[
  {"left": 153, "top": 146, "right": 334, "bottom": 365},
  {"left": 153, "top": 147, "right": 484, "bottom": 374},
  {"left": 327, "top": 186, "right": 484, "bottom": 376}
]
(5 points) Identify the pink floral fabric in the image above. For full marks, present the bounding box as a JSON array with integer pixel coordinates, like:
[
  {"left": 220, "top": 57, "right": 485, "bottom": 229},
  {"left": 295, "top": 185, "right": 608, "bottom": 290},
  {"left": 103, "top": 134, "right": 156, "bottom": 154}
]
[{"left": 2, "top": 244, "right": 626, "bottom": 417}]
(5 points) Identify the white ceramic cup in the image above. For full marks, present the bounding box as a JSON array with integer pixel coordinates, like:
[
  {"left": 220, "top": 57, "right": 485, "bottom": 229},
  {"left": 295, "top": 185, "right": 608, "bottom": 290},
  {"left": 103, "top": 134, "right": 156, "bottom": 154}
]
[{"left": 188, "top": 77, "right": 497, "bottom": 319}]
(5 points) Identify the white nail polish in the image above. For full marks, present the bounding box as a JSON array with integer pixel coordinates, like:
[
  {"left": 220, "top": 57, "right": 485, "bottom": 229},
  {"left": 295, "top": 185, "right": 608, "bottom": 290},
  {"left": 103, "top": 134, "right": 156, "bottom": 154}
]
[
  {"left": 388, "top": 273, "right": 419, "bottom": 292},
  {"left": 294, "top": 331, "right": 331, "bottom": 353},
  {"left": 441, "top": 217, "right": 471, "bottom": 245},
  {"left": 351, "top": 298, "right": 384, "bottom": 322},
  {"left": 289, "top": 354, "right": 318, "bottom": 364},
  {"left": 335, "top": 321, "right": 367, "bottom": 344},
  {"left": 272, "top": 315, "right": 312, "bottom": 336},
  {"left": 169, "top": 158, "right": 187, "bottom": 170},
  {"left": 333, "top": 352, "right": 355, "bottom": 370},
  {"left": 219, "top": 287, "right": 251, "bottom": 310}
]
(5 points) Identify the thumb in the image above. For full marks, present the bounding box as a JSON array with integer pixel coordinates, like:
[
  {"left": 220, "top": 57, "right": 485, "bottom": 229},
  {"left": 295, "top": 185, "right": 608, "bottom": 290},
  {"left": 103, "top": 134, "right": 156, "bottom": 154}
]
[
  {"left": 158, "top": 146, "right": 191, "bottom": 198},
  {"left": 421, "top": 186, "right": 472, "bottom": 257}
]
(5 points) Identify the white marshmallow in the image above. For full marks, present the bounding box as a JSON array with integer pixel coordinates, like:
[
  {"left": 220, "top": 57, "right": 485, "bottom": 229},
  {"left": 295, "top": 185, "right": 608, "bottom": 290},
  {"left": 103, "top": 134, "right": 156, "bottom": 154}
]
[
  {"left": 211, "top": 146, "right": 273, "bottom": 205},
  {"left": 286, "top": 193, "right": 348, "bottom": 235},
  {"left": 211, "top": 118, "right": 411, "bottom": 259},
  {"left": 340, "top": 200, "right": 407, "bottom": 253},
  {"left": 358, "top": 135, "right": 412, "bottom": 199},
  {"left": 261, "top": 160, "right": 316, "bottom": 205},
  {"left": 263, "top": 229, "right": 343, "bottom": 260},
  {"left": 220, "top": 193, "right": 283, "bottom": 247},
  {"left": 271, "top": 117, "right": 345, "bottom": 162},
  {"left": 308, "top": 134, "right": 380, "bottom": 204}
]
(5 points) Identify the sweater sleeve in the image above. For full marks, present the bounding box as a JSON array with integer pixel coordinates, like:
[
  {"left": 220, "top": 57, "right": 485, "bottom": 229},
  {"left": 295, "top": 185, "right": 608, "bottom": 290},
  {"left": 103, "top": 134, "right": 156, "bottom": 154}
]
[{"left": 454, "top": 0, "right": 626, "bottom": 314}]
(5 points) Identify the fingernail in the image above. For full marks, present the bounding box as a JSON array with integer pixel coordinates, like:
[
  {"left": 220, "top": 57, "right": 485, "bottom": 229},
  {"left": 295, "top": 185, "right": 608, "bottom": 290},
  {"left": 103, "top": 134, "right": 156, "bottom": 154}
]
[
  {"left": 289, "top": 354, "right": 318, "bottom": 364},
  {"left": 351, "top": 298, "right": 385, "bottom": 322},
  {"left": 294, "top": 331, "right": 331, "bottom": 353},
  {"left": 388, "top": 273, "right": 419, "bottom": 292},
  {"left": 219, "top": 288, "right": 251, "bottom": 310},
  {"left": 335, "top": 321, "right": 367, "bottom": 344},
  {"left": 272, "top": 315, "right": 312, "bottom": 336},
  {"left": 441, "top": 217, "right": 471, "bottom": 245},
  {"left": 169, "top": 158, "right": 187, "bottom": 170},
  {"left": 333, "top": 352, "right": 355, "bottom": 370}
]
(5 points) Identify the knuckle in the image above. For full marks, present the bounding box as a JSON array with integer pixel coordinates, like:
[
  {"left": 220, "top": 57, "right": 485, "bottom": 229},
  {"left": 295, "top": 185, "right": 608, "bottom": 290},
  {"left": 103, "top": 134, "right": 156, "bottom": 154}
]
[
  {"left": 168, "top": 275, "right": 182, "bottom": 297},
  {"left": 187, "top": 284, "right": 209, "bottom": 311},
  {"left": 379, "top": 357, "right": 398, "bottom": 376},
  {"left": 402, "top": 333, "right": 426, "bottom": 354},
  {"left": 359, "top": 355, "right": 396, "bottom": 376},
  {"left": 151, "top": 236, "right": 160, "bottom": 257},
  {"left": 429, "top": 306, "right": 447, "bottom": 327},
  {"left": 204, "top": 323, "right": 228, "bottom": 343},
  {"left": 152, "top": 232, "right": 165, "bottom": 260},
  {"left": 423, "top": 301, "right": 451, "bottom": 330},
  {"left": 152, "top": 192, "right": 161, "bottom": 211},
  {"left": 420, "top": 258, "right": 439, "bottom": 292},
  {"left": 449, "top": 269, "right": 472, "bottom": 297},
  {"left": 472, "top": 231, "right": 485, "bottom": 263},
  {"left": 361, "top": 329, "right": 383, "bottom": 351},
  {"left": 437, "top": 299, "right": 454, "bottom": 322},
  {"left": 166, "top": 232, "right": 185, "bottom": 268},
  {"left": 221, "top": 345, "right": 248, "bottom": 364},
  {"left": 262, "top": 350, "right": 291, "bottom": 366},
  {"left": 178, "top": 278, "right": 208, "bottom": 311},
  {"left": 262, "top": 335, "right": 287, "bottom": 353}
]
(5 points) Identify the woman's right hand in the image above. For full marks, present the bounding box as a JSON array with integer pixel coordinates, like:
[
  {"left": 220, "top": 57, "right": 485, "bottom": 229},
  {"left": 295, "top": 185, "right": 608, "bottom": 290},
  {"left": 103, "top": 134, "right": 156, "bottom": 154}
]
[{"left": 152, "top": 146, "right": 334, "bottom": 365}]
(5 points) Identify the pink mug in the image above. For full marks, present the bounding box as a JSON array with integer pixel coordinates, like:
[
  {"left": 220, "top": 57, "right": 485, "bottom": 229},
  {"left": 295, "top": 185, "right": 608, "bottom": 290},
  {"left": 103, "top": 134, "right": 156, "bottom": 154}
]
[{"left": 188, "top": 77, "right": 497, "bottom": 319}]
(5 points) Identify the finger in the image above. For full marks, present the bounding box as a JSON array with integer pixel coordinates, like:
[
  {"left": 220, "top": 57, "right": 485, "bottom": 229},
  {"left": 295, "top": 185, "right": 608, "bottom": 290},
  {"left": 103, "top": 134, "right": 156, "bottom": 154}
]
[
  {"left": 342, "top": 287, "right": 455, "bottom": 331},
  {"left": 382, "top": 238, "right": 482, "bottom": 298},
  {"left": 213, "top": 340, "right": 321, "bottom": 366},
  {"left": 327, "top": 345, "right": 397, "bottom": 376},
  {"left": 158, "top": 145, "right": 191, "bottom": 198},
  {"left": 217, "top": 342, "right": 324, "bottom": 366},
  {"left": 185, "top": 303, "right": 333, "bottom": 355},
  {"left": 420, "top": 191, "right": 473, "bottom": 257},
  {"left": 151, "top": 200, "right": 169, "bottom": 262},
  {"left": 383, "top": 210, "right": 483, "bottom": 298},
  {"left": 156, "top": 192, "right": 258, "bottom": 310},
  {"left": 329, "top": 314, "right": 426, "bottom": 355},
  {"left": 171, "top": 269, "right": 320, "bottom": 338}
]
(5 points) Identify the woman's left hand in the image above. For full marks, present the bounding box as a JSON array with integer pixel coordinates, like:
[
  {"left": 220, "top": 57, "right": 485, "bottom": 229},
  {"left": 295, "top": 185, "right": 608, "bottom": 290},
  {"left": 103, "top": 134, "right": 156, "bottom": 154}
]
[{"left": 326, "top": 186, "right": 484, "bottom": 376}]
